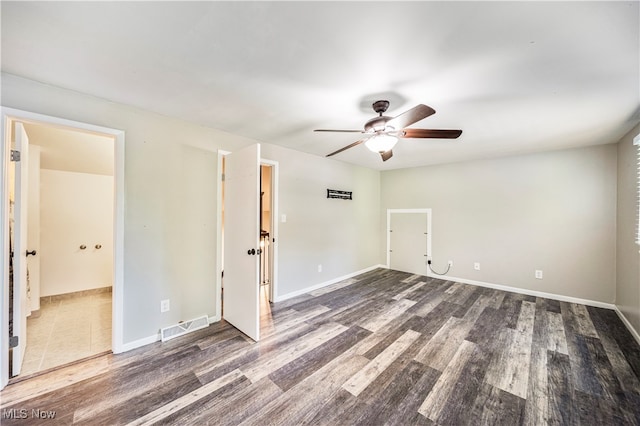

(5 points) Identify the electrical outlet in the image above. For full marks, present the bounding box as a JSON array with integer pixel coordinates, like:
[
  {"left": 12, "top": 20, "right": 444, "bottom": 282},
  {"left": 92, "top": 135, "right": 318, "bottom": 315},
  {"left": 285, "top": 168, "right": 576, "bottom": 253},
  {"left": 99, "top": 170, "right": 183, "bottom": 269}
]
[
  {"left": 535, "top": 270, "right": 543, "bottom": 279},
  {"left": 474, "top": 262, "right": 480, "bottom": 271},
  {"left": 161, "top": 299, "right": 170, "bottom": 313},
  {"left": 281, "top": 214, "right": 287, "bottom": 223},
  {"left": 318, "top": 264, "right": 322, "bottom": 272},
  {"left": 448, "top": 260, "right": 454, "bottom": 267}
]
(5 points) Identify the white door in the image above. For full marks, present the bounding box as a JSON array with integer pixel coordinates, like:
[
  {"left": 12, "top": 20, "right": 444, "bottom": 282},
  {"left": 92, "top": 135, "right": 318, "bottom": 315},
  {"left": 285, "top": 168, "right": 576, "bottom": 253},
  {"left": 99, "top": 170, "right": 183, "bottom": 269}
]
[
  {"left": 12, "top": 122, "right": 30, "bottom": 375},
  {"left": 223, "top": 144, "right": 260, "bottom": 341},
  {"left": 390, "top": 212, "right": 428, "bottom": 276},
  {"left": 27, "top": 146, "right": 41, "bottom": 313}
]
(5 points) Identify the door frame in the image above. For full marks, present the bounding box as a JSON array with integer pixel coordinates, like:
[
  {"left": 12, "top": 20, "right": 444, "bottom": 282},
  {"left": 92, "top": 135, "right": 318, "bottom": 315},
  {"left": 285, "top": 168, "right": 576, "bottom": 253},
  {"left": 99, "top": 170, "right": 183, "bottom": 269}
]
[
  {"left": 260, "top": 159, "right": 279, "bottom": 303},
  {"left": 386, "top": 208, "right": 432, "bottom": 276},
  {"left": 215, "top": 150, "right": 279, "bottom": 320},
  {"left": 11, "top": 122, "right": 30, "bottom": 376},
  {"left": 0, "top": 107, "right": 125, "bottom": 390}
]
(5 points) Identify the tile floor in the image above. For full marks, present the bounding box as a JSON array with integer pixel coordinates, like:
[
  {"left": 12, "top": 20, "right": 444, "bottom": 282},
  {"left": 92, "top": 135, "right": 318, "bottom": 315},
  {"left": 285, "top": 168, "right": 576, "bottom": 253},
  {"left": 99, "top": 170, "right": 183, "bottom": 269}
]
[{"left": 20, "top": 291, "right": 112, "bottom": 376}]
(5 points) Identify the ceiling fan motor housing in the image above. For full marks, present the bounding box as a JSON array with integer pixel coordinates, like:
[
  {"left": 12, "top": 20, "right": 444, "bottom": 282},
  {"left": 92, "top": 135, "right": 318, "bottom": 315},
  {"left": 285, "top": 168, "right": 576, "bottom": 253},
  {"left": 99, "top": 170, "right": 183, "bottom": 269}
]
[
  {"left": 364, "top": 116, "right": 393, "bottom": 132},
  {"left": 365, "top": 100, "right": 394, "bottom": 132}
]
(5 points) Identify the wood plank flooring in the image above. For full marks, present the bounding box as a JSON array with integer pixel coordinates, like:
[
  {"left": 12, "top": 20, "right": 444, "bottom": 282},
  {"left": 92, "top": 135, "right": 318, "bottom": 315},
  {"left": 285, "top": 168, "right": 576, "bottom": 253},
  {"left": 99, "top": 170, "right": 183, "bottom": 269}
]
[{"left": 1, "top": 268, "right": 639, "bottom": 425}]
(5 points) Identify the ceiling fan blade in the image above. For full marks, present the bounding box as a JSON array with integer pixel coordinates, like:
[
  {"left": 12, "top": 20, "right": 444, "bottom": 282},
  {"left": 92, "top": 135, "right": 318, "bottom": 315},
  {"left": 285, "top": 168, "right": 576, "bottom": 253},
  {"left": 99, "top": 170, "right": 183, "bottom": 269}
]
[
  {"left": 386, "top": 104, "right": 436, "bottom": 130},
  {"left": 326, "top": 139, "right": 367, "bottom": 157},
  {"left": 380, "top": 150, "right": 393, "bottom": 161},
  {"left": 314, "top": 129, "right": 364, "bottom": 133},
  {"left": 401, "top": 129, "right": 462, "bottom": 139}
]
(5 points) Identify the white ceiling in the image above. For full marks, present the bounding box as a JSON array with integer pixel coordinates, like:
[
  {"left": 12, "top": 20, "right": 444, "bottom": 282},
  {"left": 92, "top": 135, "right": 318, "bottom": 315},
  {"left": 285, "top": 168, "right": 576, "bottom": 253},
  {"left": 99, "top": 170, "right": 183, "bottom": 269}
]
[
  {"left": 2, "top": 1, "right": 639, "bottom": 170},
  {"left": 22, "top": 123, "right": 114, "bottom": 176}
]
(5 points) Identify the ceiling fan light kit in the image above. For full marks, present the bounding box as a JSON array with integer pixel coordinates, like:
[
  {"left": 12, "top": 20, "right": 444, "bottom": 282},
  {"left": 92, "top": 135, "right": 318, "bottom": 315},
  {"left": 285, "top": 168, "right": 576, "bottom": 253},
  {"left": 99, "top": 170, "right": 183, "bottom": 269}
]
[
  {"left": 364, "top": 134, "right": 398, "bottom": 153},
  {"left": 316, "top": 100, "right": 462, "bottom": 162}
]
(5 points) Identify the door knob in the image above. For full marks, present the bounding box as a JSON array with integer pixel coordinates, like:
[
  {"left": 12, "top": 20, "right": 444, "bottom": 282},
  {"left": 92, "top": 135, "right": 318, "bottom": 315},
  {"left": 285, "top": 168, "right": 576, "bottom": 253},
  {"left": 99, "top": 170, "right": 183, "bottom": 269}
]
[
  {"left": 247, "top": 248, "right": 256, "bottom": 255},
  {"left": 26, "top": 250, "right": 37, "bottom": 257}
]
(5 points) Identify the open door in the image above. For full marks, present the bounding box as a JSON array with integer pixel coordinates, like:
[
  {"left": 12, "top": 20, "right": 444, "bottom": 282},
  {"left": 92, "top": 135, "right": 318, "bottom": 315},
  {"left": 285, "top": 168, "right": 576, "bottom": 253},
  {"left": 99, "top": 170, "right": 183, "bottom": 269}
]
[
  {"left": 223, "top": 144, "right": 260, "bottom": 341},
  {"left": 11, "top": 122, "right": 30, "bottom": 376}
]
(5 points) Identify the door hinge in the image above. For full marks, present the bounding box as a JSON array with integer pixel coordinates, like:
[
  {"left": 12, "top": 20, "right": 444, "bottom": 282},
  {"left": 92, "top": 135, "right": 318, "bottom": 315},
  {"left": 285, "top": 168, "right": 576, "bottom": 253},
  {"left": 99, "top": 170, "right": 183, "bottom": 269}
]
[
  {"left": 9, "top": 336, "right": 18, "bottom": 348},
  {"left": 221, "top": 173, "right": 225, "bottom": 181},
  {"left": 10, "top": 150, "right": 20, "bottom": 162}
]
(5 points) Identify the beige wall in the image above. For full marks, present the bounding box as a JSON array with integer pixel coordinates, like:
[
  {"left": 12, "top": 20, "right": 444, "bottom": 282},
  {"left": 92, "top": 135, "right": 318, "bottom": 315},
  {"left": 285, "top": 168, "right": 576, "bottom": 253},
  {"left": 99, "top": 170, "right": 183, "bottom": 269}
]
[
  {"left": 616, "top": 124, "right": 640, "bottom": 334},
  {"left": 4, "top": 71, "right": 635, "bottom": 345},
  {"left": 381, "top": 144, "right": 618, "bottom": 303},
  {"left": 2, "top": 74, "right": 233, "bottom": 343},
  {"left": 1, "top": 73, "right": 382, "bottom": 344}
]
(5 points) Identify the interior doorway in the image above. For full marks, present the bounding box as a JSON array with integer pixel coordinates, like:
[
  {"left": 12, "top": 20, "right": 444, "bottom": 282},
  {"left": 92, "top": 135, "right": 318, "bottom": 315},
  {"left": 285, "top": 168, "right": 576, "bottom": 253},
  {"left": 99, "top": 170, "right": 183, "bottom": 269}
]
[
  {"left": 218, "top": 149, "right": 278, "bottom": 341},
  {"left": 260, "top": 163, "right": 274, "bottom": 301},
  {"left": 16, "top": 122, "right": 114, "bottom": 376},
  {"left": 258, "top": 162, "right": 277, "bottom": 332},
  {"left": 1, "top": 108, "right": 125, "bottom": 390}
]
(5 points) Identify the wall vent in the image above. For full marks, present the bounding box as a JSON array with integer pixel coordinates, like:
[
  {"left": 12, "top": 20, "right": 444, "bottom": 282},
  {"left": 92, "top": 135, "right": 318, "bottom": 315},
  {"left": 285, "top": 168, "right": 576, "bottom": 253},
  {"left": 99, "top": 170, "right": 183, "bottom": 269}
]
[{"left": 160, "top": 315, "right": 209, "bottom": 342}]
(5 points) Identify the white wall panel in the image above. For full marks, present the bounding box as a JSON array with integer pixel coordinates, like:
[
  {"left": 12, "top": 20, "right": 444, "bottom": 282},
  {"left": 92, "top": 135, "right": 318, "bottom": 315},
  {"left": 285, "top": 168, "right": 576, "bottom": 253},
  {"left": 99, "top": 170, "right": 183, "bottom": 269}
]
[{"left": 40, "top": 169, "right": 113, "bottom": 296}]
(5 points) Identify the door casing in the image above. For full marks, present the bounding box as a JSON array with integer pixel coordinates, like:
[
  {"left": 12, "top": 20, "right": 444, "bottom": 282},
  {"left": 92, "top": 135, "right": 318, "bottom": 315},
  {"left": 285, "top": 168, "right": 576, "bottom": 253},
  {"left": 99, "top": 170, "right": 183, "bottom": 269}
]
[
  {"left": 0, "top": 107, "right": 125, "bottom": 390},
  {"left": 386, "top": 208, "right": 432, "bottom": 276}
]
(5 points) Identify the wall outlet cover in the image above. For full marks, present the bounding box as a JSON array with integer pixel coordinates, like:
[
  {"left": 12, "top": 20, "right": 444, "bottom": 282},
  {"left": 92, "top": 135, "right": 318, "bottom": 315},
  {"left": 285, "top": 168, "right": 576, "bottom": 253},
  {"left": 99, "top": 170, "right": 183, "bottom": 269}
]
[
  {"left": 474, "top": 262, "right": 480, "bottom": 270},
  {"left": 161, "top": 299, "right": 170, "bottom": 313}
]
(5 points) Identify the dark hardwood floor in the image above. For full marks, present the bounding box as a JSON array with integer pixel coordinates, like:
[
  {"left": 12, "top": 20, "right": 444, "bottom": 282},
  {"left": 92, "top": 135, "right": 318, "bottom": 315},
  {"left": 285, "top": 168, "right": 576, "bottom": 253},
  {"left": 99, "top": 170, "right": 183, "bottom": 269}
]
[{"left": 1, "top": 268, "right": 639, "bottom": 425}]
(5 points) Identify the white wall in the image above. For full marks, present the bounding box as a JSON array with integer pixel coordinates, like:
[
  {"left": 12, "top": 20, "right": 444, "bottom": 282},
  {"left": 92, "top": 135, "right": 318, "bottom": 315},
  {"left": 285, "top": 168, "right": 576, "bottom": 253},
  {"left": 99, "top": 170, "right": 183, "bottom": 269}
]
[
  {"left": 381, "top": 144, "right": 618, "bottom": 304},
  {"left": 1, "top": 73, "right": 382, "bottom": 344},
  {"left": 39, "top": 169, "right": 113, "bottom": 296},
  {"left": 262, "top": 144, "right": 381, "bottom": 297},
  {"left": 616, "top": 124, "right": 640, "bottom": 334}
]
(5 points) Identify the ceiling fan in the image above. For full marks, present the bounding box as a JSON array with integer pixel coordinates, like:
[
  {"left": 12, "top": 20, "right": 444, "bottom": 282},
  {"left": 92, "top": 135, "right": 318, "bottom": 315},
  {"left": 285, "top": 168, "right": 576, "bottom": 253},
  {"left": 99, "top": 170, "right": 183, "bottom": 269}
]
[{"left": 315, "top": 100, "right": 462, "bottom": 161}]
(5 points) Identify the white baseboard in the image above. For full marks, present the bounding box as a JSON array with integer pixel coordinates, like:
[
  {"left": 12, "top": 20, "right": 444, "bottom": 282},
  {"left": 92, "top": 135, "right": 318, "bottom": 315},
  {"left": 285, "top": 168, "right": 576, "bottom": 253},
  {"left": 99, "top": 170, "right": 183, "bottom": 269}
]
[
  {"left": 434, "top": 272, "right": 640, "bottom": 344},
  {"left": 613, "top": 306, "right": 640, "bottom": 346},
  {"left": 433, "top": 273, "right": 616, "bottom": 310},
  {"left": 273, "top": 264, "right": 386, "bottom": 302},
  {"left": 416, "top": 270, "right": 640, "bottom": 345},
  {"left": 120, "top": 333, "right": 160, "bottom": 352},
  {"left": 117, "top": 271, "right": 639, "bottom": 354},
  {"left": 119, "top": 314, "right": 222, "bottom": 353},
  {"left": 274, "top": 265, "right": 615, "bottom": 309}
]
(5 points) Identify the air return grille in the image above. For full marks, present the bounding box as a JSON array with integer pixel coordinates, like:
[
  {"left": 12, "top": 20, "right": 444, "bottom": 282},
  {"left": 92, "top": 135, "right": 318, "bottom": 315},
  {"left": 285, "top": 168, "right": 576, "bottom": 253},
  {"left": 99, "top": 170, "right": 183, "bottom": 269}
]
[{"left": 160, "top": 315, "right": 209, "bottom": 342}]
